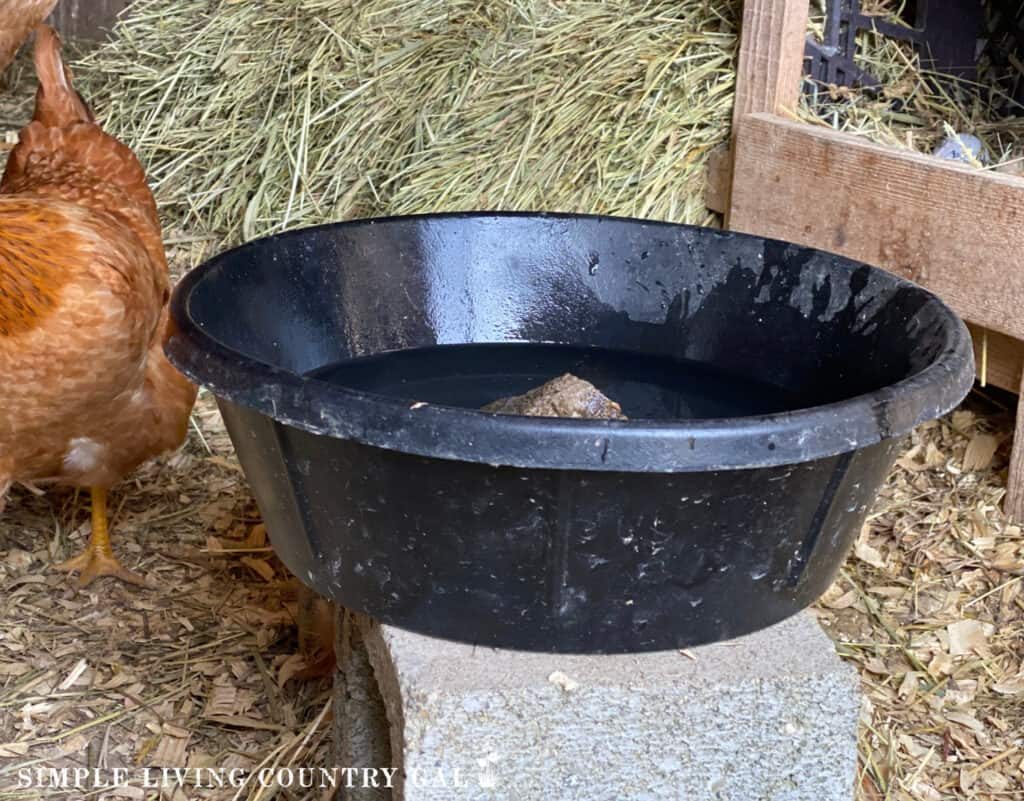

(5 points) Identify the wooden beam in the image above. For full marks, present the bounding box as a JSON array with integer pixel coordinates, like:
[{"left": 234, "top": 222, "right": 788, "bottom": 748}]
[
  {"left": 723, "top": 0, "right": 808, "bottom": 222},
  {"left": 704, "top": 143, "right": 731, "bottom": 215},
  {"left": 732, "top": 0, "right": 809, "bottom": 127},
  {"left": 966, "top": 323, "right": 1023, "bottom": 394},
  {"left": 729, "top": 113, "right": 1024, "bottom": 342},
  {"left": 1006, "top": 379, "right": 1024, "bottom": 520}
]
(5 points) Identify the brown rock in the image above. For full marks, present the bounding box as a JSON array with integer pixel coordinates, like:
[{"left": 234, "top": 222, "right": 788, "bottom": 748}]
[{"left": 482, "top": 373, "right": 627, "bottom": 420}]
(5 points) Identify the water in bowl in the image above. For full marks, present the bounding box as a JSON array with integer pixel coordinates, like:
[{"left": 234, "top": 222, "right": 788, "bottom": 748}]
[{"left": 307, "top": 342, "right": 801, "bottom": 420}]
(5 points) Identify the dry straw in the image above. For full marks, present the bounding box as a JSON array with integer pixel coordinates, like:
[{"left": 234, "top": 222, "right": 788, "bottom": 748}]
[
  {"left": 800, "top": 4, "right": 1024, "bottom": 170},
  {"left": 78, "top": 0, "right": 740, "bottom": 244}
]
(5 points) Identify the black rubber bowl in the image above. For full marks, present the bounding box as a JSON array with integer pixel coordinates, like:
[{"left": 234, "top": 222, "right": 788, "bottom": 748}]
[{"left": 166, "top": 212, "right": 973, "bottom": 653}]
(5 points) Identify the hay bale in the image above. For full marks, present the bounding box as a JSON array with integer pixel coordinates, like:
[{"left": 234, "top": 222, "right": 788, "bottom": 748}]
[{"left": 79, "top": 0, "right": 740, "bottom": 244}]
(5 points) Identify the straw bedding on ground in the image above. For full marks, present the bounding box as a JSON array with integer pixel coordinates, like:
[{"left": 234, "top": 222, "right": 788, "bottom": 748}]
[
  {"left": 0, "top": 390, "right": 336, "bottom": 801},
  {"left": 818, "top": 398, "right": 1024, "bottom": 801},
  {"left": 1, "top": 3, "right": 1023, "bottom": 800}
]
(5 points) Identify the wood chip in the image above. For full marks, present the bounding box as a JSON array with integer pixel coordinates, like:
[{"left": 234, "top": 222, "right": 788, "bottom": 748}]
[
  {"left": 152, "top": 725, "right": 191, "bottom": 766},
  {"left": 855, "top": 539, "right": 887, "bottom": 570},
  {"left": 241, "top": 556, "right": 276, "bottom": 582},
  {"left": 58, "top": 658, "right": 89, "bottom": 690},
  {"left": 944, "top": 679, "right": 978, "bottom": 707},
  {"left": 823, "top": 588, "right": 860, "bottom": 610},
  {"left": 202, "top": 682, "right": 238, "bottom": 718},
  {"left": 204, "top": 715, "right": 285, "bottom": 732},
  {"left": 962, "top": 433, "right": 999, "bottom": 471},
  {"left": 947, "top": 620, "right": 989, "bottom": 656},
  {"left": 0, "top": 742, "right": 29, "bottom": 757},
  {"left": 276, "top": 653, "right": 310, "bottom": 689},
  {"left": 982, "top": 769, "right": 1009, "bottom": 790},
  {"left": 909, "top": 782, "right": 942, "bottom": 801},
  {"left": 247, "top": 523, "right": 268, "bottom": 547},
  {"left": 3, "top": 548, "right": 34, "bottom": 569},
  {"left": 109, "top": 787, "right": 146, "bottom": 799},
  {"left": 992, "top": 677, "right": 1024, "bottom": 695},
  {"left": 946, "top": 711, "right": 986, "bottom": 732}
]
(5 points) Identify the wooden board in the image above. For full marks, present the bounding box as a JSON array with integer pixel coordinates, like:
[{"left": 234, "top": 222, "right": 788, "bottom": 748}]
[
  {"left": 729, "top": 113, "right": 1024, "bottom": 342},
  {"left": 723, "top": 0, "right": 808, "bottom": 220},
  {"left": 1008, "top": 380, "right": 1024, "bottom": 520},
  {"left": 732, "top": 0, "right": 809, "bottom": 126},
  {"left": 50, "top": 0, "right": 131, "bottom": 42},
  {"left": 704, "top": 143, "right": 732, "bottom": 215},
  {"left": 967, "top": 323, "right": 1023, "bottom": 394}
]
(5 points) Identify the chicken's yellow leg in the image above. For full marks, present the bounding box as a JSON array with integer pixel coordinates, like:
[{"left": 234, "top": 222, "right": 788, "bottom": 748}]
[{"left": 54, "top": 487, "right": 146, "bottom": 587}]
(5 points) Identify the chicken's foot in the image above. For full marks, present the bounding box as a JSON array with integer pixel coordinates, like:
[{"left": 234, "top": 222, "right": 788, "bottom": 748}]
[{"left": 54, "top": 487, "right": 147, "bottom": 587}]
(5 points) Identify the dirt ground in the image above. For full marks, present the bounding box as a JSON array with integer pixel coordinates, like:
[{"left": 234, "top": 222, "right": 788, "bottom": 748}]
[
  {"left": 2, "top": 48, "right": 1023, "bottom": 801},
  {"left": 0, "top": 392, "right": 335, "bottom": 801}
]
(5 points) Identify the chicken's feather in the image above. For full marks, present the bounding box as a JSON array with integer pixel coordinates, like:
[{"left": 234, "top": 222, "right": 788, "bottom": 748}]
[
  {"left": 29, "top": 24, "right": 91, "bottom": 126},
  {"left": 2, "top": 27, "right": 162, "bottom": 270},
  {"left": 3, "top": 125, "right": 165, "bottom": 277},
  {"left": 0, "top": 0, "right": 57, "bottom": 74},
  {"left": 0, "top": 24, "right": 196, "bottom": 495},
  {"left": 0, "top": 204, "right": 66, "bottom": 334},
  {"left": 0, "top": 197, "right": 159, "bottom": 339}
]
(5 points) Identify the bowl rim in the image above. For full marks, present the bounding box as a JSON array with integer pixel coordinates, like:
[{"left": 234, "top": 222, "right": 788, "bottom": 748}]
[{"left": 165, "top": 211, "right": 975, "bottom": 472}]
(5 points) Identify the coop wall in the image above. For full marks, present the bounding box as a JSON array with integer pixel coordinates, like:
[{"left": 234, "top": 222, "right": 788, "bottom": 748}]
[{"left": 50, "top": 0, "right": 132, "bottom": 43}]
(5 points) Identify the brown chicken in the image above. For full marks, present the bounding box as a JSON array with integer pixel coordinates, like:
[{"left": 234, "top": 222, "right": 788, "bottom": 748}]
[
  {"left": 293, "top": 581, "right": 336, "bottom": 680},
  {"left": 0, "top": 0, "right": 57, "bottom": 73},
  {"left": 0, "top": 25, "right": 197, "bottom": 586}
]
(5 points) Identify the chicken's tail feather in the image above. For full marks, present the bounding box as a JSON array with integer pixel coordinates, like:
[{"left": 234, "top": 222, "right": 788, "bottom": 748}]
[{"left": 32, "top": 24, "right": 93, "bottom": 127}]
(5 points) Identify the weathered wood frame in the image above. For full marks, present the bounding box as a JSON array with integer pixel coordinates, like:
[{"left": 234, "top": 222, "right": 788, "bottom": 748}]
[
  {"left": 50, "top": 1, "right": 132, "bottom": 42},
  {"left": 711, "top": 0, "right": 1024, "bottom": 518}
]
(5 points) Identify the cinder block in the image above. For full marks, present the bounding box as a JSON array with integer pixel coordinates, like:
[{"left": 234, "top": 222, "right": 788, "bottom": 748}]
[{"left": 334, "top": 611, "right": 859, "bottom": 801}]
